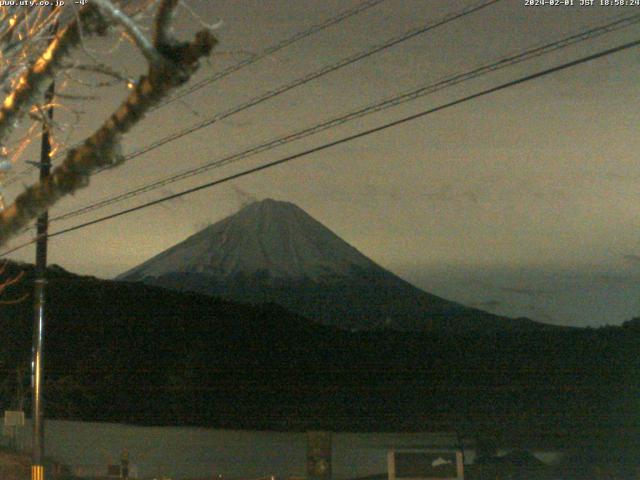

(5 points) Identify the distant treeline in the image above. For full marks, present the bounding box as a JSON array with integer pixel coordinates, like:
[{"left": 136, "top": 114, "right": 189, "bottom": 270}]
[{"left": 0, "top": 262, "right": 637, "bottom": 454}]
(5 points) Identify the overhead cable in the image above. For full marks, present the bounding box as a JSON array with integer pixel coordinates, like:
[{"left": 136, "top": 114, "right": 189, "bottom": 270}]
[{"left": 2, "top": 35, "right": 637, "bottom": 257}]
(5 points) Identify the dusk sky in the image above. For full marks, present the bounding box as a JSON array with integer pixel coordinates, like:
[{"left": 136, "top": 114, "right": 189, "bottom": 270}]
[{"left": 2, "top": 0, "right": 639, "bottom": 327}]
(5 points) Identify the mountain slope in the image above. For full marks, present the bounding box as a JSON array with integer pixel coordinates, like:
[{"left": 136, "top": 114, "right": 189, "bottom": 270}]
[
  {"left": 118, "top": 199, "right": 546, "bottom": 332},
  {"left": 0, "top": 261, "right": 636, "bottom": 443},
  {"left": 119, "top": 199, "right": 381, "bottom": 281}
]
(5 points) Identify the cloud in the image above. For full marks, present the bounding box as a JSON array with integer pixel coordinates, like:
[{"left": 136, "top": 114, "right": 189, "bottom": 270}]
[
  {"left": 223, "top": 119, "right": 253, "bottom": 128},
  {"left": 422, "top": 184, "right": 482, "bottom": 204},
  {"left": 526, "top": 304, "right": 558, "bottom": 324},
  {"left": 469, "top": 299, "right": 502, "bottom": 310},
  {"left": 193, "top": 221, "right": 211, "bottom": 233},
  {"left": 158, "top": 187, "right": 185, "bottom": 203},
  {"left": 231, "top": 185, "right": 258, "bottom": 209},
  {"left": 499, "top": 286, "right": 552, "bottom": 296},
  {"left": 596, "top": 272, "right": 638, "bottom": 285},
  {"left": 622, "top": 254, "right": 640, "bottom": 265},
  {"left": 154, "top": 187, "right": 186, "bottom": 212}
]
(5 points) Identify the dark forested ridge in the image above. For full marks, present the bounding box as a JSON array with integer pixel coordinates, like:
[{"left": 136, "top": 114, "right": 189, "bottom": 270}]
[
  {"left": 141, "top": 268, "right": 549, "bottom": 333},
  {"left": 0, "top": 262, "right": 638, "bottom": 451}
]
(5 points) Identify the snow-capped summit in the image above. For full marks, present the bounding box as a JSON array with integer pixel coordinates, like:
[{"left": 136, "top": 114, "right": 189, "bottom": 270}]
[
  {"left": 119, "top": 198, "right": 377, "bottom": 282},
  {"left": 118, "top": 199, "right": 543, "bottom": 332}
]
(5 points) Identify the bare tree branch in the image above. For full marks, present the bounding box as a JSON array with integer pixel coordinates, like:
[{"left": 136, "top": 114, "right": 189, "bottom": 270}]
[
  {"left": 0, "top": 267, "right": 23, "bottom": 293},
  {"left": 0, "top": 292, "right": 28, "bottom": 305},
  {"left": 0, "top": 21, "right": 217, "bottom": 246},
  {"left": 0, "top": 262, "right": 25, "bottom": 304},
  {"left": 0, "top": 6, "right": 110, "bottom": 147},
  {"left": 154, "top": 0, "right": 179, "bottom": 48},
  {"left": 63, "top": 61, "right": 132, "bottom": 83},
  {"left": 92, "top": 0, "right": 165, "bottom": 67}
]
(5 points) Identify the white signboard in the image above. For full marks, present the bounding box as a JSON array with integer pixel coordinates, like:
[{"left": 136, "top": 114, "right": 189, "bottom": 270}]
[
  {"left": 4, "top": 410, "right": 24, "bottom": 427},
  {"left": 388, "top": 449, "right": 464, "bottom": 480}
]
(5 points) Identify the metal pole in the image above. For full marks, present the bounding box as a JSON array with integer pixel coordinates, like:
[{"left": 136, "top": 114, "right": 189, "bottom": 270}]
[{"left": 31, "top": 75, "right": 54, "bottom": 480}]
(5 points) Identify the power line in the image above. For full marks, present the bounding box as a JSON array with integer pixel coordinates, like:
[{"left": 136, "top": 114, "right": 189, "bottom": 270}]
[
  {"left": 150, "top": 0, "right": 389, "bottom": 112},
  {"left": 1, "top": 0, "right": 389, "bottom": 185},
  {"left": 3, "top": 0, "right": 501, "bottom": 186},
  {"left": 4, "top": 0, "right": 499, "bottom": 186},
  {"left": 2, "top": 36, "right": 637, "bottom": 257},
  {"left": 47, "top": 12, "right": 640, "bottom": 225},
  {"left": 94, "top": 0, "right": 500, "bottom": 170}
]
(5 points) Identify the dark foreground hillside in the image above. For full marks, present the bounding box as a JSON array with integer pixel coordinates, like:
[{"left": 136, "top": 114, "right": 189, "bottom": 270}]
[{"left": 0, "top": 262, "right": 638, "bottom": 454}]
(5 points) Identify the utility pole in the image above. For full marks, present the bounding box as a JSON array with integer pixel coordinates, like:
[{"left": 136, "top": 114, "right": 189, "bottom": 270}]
[{"left": 31, "top": 67, "right": 55, "bottom": 480}]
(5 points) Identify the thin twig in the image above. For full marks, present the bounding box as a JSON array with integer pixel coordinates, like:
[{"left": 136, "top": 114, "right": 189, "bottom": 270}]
[
  {"left": 0, "top": 27, "right": 217, "bottom": 246},
  {"left": 0, "top": 5, "right": 110, "bottom": 146},
  {"left": 92, "top": 0, "right": 164, "bottom": 66},
  {"left": 64, "top": 61, "right": 132, "bottom": 83},
  {"left": 0, "top": 269, "right": 24, "bottom": 293},
  {"left": 0, "top": 292, "right": 29, "bottom": 305}
]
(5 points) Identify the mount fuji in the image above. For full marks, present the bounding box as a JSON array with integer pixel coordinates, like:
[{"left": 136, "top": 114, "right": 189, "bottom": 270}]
[{"left": 118, "top": 199, "right": 544, "bottom": 332}]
